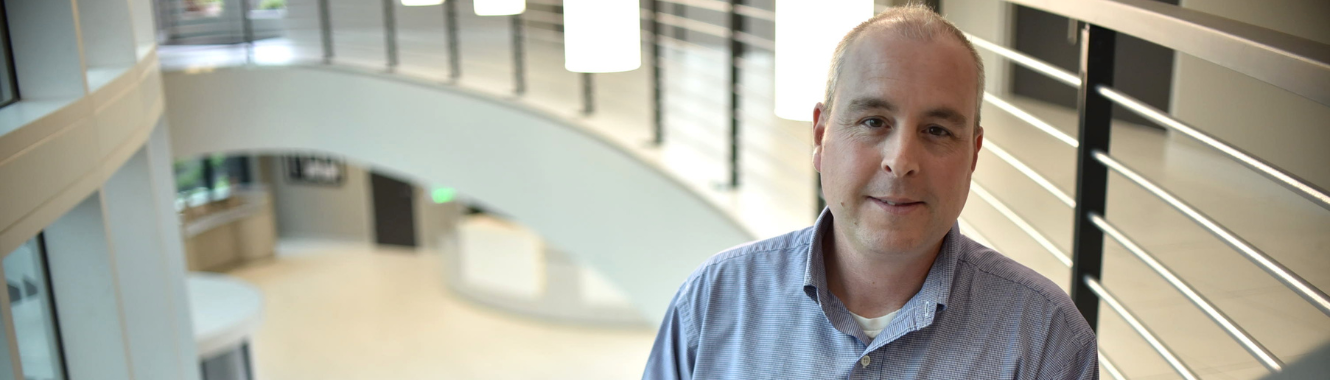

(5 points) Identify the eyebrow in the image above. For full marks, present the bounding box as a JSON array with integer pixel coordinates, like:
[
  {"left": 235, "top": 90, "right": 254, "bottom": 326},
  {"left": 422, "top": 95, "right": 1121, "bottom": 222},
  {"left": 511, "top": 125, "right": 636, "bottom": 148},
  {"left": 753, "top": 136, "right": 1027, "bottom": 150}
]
[
  {"left": 925, "top": 107, "right": 968, "bottom": 127},
  {"left": 846, "top": 97, "right": 896, "bottom": 114}
]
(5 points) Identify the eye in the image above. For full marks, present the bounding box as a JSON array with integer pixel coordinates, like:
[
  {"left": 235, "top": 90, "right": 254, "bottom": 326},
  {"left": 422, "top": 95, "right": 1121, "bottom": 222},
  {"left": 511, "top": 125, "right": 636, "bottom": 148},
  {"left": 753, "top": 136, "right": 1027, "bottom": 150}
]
[
  {"left": 926, "top": 125, "right": 952, "bottom": 137},
  {"left": 860, "top": 117, "right": 887, "bottom": 129}
]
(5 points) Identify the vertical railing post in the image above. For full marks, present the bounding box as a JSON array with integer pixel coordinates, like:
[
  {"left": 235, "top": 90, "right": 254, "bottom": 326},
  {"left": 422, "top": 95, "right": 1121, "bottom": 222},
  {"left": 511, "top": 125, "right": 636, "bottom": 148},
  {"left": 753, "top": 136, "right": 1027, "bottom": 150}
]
[
  {"left": 511, "top": 14, "right": 526, "bottom": 95},
  {"left": 650, "top": 0, "right": 664, "bottom": 146},
  {"left": 727, "top": 0, "right": 742, "bottom": 188},
  {"left": 318, "top": 0, "right": 334, "bottom": 63},
  {"left": 581, "top": 73, "right": 595, "bottom": 115},
  {"left": 239, "top": 0, "right": 254, "bottom": 43},
  {"left": 383, "top": 0, "right": 399, "bottom": 69},
  {"left": 445, "top": 0, "right": 461, "bottom": 81},
  {"left": 239, "top": 0, "right": 254, "bottom": 62},
  {"left": 1069, "top": 23, "right": 1117, "bottom": 331}
]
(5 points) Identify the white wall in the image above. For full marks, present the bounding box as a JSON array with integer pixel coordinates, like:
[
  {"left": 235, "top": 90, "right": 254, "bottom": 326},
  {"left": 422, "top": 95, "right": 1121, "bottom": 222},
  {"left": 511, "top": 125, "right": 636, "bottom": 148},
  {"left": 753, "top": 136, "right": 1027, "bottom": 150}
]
[
  {"left": 164, "top": 66, "right": 754, "bottom": 321},
  {"left": 1170, "top": 0, "right": 1330, "bottom": 191},
  {"left": 0, "top": 0, "right": 200, "bottom": 377},
  {"left": 264, "top": 156, "right": 375, "bottom": 243}
]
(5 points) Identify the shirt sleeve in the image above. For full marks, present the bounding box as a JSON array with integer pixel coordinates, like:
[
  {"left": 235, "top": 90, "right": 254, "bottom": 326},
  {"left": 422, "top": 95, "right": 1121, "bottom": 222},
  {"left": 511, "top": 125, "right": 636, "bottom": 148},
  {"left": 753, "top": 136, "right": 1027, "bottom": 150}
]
[
  {"left": 1037, "top": 332, "right": 1099, "bottom": 380},
  {"left": 642, "top": 285, "right": 699, "bottom": 380}
]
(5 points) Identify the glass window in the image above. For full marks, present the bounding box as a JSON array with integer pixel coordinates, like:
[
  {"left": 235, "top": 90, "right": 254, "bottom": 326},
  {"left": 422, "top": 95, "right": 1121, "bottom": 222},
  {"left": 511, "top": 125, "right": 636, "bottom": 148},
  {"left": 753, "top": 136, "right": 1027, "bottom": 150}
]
[
  {"left": 175, "top": 154, "right": 253, "bottom": 209},
  {"left": 4, "top": 235, "right": 65, "bottom": 380},
  {"left": 0, "top": 0, "right": 21, "bottom": 108}
]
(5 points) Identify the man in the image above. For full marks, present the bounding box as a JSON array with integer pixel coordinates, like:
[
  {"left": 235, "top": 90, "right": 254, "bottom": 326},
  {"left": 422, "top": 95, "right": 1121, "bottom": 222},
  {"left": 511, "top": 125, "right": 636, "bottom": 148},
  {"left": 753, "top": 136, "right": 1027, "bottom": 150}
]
[{"left": 643, "top": 5, "right": 1097, "bottom": 380}]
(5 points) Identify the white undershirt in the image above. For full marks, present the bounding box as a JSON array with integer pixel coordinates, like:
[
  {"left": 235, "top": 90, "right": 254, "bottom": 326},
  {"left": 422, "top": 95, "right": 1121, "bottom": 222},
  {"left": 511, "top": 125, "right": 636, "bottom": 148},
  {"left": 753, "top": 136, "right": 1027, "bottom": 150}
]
[{"left": 849, "top": 309, "right": 900, "bottom": 339}]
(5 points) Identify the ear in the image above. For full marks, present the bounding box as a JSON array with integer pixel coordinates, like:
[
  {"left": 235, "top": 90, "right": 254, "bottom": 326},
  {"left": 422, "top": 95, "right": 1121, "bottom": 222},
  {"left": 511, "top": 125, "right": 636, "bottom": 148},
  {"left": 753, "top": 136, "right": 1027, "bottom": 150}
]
[
  {"left": 971, "top": 125, "right": 984, "bottom": 172},
  {"left": 813, "top": 102, "right": 829, "bottom": 173}
]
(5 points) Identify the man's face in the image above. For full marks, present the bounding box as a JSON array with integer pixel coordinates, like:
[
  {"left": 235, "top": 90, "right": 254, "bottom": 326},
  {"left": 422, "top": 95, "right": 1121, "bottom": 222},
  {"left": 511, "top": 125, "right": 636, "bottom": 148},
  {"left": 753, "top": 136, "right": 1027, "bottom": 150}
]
[{"left": 813, "top": 31, "right": 982, "bottom": 256}]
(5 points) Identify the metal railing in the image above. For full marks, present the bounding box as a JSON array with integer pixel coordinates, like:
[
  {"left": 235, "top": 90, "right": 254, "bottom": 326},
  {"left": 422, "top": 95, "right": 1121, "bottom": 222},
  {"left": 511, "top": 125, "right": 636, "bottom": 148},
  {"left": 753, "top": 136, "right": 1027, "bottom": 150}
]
[
  {"left": 157, "top": 0, "right": 1330, "bottom": 378},
  {"left": 966, "top": 0, "right": 1330, "bottom": 377}
]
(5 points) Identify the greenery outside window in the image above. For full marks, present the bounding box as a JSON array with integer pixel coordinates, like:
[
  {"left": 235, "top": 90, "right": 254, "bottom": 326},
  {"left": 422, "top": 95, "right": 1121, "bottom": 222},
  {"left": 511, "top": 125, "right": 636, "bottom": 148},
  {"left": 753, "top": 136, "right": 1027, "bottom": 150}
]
[{"left": 175, "top": 154, "right": 252, "bottom": 210}]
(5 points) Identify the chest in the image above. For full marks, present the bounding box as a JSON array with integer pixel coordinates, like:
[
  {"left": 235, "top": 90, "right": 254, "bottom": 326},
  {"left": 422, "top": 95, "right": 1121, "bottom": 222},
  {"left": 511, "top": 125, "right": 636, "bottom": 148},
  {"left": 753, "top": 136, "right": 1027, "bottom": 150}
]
[{"left": 689, "top": 302, "right": 1023, "bottom": 379}]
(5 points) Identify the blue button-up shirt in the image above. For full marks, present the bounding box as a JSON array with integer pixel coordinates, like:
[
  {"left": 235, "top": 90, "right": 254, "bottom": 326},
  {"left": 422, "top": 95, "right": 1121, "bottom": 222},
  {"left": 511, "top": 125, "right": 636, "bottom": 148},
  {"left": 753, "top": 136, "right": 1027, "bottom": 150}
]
[{"left": 644, "top": 209, "right": 1098, "bottom": 379}]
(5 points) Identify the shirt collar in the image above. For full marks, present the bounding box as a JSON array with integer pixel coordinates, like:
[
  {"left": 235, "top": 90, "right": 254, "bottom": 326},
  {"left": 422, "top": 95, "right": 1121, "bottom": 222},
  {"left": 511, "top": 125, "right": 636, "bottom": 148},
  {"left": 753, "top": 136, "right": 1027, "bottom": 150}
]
[{"left": 802, "top": 207, "right": 962, "bottom": 311}]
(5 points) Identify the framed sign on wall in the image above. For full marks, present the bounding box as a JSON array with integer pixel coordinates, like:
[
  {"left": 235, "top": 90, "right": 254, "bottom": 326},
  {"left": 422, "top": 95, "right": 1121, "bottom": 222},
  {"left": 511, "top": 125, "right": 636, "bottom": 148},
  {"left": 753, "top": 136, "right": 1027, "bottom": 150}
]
[{"left": 283, "top": 155, "right": 345, "bottom": 186}]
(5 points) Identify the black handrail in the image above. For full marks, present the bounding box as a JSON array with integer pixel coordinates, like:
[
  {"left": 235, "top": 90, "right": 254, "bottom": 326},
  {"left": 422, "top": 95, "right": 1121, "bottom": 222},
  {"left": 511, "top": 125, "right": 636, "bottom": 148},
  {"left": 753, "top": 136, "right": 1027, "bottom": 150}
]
[
  {"left": 1007, "top": 0, "right": 1330, "bottom": 107},
  {"left": 1097, "top": 86, "right": 1330, "bottom": 211}
]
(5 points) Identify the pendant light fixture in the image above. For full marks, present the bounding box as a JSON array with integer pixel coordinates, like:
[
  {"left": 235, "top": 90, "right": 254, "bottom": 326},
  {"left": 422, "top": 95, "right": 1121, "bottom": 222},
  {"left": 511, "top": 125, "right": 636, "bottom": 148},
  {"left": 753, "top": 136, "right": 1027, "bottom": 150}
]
[
  {"left": 475, "top": 0, "right": 525, "bottom": 15},
  {"left": 401, "top": 0, "right": 444, "bottom": 6},
  {"left": 774, "top": 0, "right": 873, "bottom": 121},
  {"left": 563, "top": 0, "right": 642, "bottom": 73}
]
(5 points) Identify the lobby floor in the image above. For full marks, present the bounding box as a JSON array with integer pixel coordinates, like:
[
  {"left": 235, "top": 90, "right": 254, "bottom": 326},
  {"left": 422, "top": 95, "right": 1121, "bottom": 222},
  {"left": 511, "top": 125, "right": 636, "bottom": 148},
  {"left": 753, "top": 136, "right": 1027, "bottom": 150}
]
[{"left": 226, "top": 238, "right": 656, "bottom": 380}]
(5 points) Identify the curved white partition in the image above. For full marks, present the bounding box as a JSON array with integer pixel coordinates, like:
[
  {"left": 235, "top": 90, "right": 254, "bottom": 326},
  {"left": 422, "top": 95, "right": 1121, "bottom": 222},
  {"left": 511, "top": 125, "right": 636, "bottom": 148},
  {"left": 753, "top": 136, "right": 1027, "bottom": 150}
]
[{"left": 163, "top": 65, "right": 754, "bottom": 320}]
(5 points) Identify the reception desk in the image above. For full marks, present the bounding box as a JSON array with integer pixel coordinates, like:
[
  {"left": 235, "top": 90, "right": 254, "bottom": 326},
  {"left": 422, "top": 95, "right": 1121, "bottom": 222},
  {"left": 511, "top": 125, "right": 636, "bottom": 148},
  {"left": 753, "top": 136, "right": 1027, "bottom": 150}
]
[{"left": 182, "top": 187, "right": 277, "bottom": 272}]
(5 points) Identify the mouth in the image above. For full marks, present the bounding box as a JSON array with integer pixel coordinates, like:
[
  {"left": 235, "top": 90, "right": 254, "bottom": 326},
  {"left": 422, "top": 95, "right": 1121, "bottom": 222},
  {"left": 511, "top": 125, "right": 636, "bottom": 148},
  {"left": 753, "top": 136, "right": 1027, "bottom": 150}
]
[{"left": 868, "top": 196, "right": 925, "bottom": 214}]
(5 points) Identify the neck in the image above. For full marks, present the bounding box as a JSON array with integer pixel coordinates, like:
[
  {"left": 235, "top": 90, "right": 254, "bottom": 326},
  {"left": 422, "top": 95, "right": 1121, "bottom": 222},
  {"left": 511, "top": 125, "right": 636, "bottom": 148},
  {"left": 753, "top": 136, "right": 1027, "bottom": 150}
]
[{"left": 823, "top": 222, "right": 943, "bottom": 318}]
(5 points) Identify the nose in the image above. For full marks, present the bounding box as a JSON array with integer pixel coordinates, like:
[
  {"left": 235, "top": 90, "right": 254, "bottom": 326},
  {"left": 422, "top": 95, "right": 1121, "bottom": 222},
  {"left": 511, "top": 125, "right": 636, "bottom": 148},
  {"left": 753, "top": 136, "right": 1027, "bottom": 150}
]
[{"left": 882, "top": 130, "right": 921, "bottom": 177}]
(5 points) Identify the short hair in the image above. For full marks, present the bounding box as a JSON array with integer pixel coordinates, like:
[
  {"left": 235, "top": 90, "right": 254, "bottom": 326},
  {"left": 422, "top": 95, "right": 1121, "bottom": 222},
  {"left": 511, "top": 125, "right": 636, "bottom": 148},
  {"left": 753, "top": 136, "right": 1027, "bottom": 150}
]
[{"left": 822, "top": 4, "right": 986, "bottom": 128}]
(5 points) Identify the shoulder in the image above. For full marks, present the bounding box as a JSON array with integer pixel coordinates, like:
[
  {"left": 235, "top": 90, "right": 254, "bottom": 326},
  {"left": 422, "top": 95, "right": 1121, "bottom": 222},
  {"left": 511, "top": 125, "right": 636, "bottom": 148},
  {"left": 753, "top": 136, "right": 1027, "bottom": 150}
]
[
  {"left": 952, "top": 235, "right": 1095, "bottom": 345},
  {"left": 671, "top": 226, "right": 813, "bottom": 304}
]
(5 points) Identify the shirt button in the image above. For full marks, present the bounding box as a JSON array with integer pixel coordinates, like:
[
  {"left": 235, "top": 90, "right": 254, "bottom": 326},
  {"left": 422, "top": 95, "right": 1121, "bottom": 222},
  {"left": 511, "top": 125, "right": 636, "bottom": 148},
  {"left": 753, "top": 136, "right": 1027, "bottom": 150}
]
[{"left": 861, "top": 356, "right": 871, "bottom": 368}]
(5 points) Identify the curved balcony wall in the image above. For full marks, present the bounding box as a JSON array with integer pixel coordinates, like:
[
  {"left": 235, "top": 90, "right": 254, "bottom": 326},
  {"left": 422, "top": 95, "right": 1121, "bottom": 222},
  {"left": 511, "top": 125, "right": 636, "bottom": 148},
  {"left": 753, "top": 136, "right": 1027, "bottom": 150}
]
[{"left": 164, "top": 65, "right": 753, "bottom": 321}]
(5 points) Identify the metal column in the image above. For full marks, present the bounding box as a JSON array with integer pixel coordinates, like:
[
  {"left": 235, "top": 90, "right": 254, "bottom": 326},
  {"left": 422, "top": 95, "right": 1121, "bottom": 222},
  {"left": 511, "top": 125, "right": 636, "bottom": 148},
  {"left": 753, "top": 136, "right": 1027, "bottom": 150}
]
[
  {"left": 383, "top": 0, "right": 399, "bottom": 68},
  {"left": 318, "top": 0, "right": 334, "bottom": 63},
  {"left": 727, "top": 0, "right": 743, "bottom": 188},
  {"left": 650, "top": 0, "right": 664, "bottom": 146},
  {"left": 445, "top": 0, "right": 461, "bottom": 80},
  {"left": 239, "top": 0, "right": 254, "bottom": 44},
  {"left": 511, "top": 14, "right": 526, "bottom": 95},
  {"left": 1069, "top": 23, "right": 1117, "bottom": 330},
  {"left": 581, "top": 73, "right": 595, "bottom": 115}
]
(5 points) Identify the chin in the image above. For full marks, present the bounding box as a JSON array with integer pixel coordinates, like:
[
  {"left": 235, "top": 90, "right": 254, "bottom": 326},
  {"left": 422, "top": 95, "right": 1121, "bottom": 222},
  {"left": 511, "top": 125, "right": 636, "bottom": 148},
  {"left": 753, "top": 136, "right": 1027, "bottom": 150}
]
[{"left": 858, "top": 223, "right": 930, "bottom": 254}]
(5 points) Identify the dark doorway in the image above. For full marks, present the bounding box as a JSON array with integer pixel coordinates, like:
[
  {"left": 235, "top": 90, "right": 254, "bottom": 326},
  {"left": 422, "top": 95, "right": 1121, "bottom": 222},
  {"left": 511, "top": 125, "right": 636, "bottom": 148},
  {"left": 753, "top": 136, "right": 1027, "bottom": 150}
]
[
  {"left": 1010, "top": 2, "right": 1178, "bottom": 128},
  {"left": 370, "top": 171, "right": 417, "bottom": 248}
]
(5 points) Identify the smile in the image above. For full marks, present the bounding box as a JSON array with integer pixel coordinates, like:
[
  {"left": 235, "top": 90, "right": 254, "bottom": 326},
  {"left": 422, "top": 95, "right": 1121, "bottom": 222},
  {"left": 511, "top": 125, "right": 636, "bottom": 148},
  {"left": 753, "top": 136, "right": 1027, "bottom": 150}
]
[{"left": 868, "top": 196, "right": 924, "bottom": 214}]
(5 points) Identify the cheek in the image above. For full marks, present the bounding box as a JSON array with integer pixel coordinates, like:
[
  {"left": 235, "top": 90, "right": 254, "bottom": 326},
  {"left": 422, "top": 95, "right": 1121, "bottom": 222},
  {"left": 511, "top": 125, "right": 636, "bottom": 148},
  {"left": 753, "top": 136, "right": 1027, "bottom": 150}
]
[{"left": 824, "top": 142, "right": 880, "bottom": 190}]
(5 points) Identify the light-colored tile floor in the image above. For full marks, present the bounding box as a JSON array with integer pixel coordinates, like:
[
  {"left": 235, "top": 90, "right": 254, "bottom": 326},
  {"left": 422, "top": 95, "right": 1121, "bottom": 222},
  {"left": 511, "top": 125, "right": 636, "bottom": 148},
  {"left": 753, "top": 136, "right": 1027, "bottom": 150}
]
[{"left": 227, "top": 240, "right": 656, "bottom": 380}]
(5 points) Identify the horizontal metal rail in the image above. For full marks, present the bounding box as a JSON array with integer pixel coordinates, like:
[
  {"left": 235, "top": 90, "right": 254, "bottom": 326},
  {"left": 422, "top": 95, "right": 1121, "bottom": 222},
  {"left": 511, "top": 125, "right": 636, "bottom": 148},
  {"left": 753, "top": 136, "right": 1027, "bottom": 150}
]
[
  {"left": 957, "top": 217, "right": 997, "bottom": 249},
  {"left": 1097, "top": 86, "right": 1330, "bottom": 211},
  {"left": 1092, "top": 151, "right": 1330, "bottom": 316},
  {"left": 983, "top": 140, "right": 1076, "bottom": 208},
  {"left": 1084, "top": 275, "right": 1199, "bottom": 380},
  {"left": 971, "top": 182, "right": 1072, "bottom": 267},
  {"left": 734, "top": 31, "right": 774, "bottom": 51},
  {"left": 657, "top": 35, "right": 728, "bottom": 56},
  {"left": 983, "top": 92, "right": 1078, "bottom": 148},
  {"left": 733, "top": 4, "right": 774, "bottom": 22},
  {"left": 656, "top": 13, "right": 729, "bottom": 38},
  {"left": 1007, "top": 0, "right": 1330, "bottom": 107},
  {"left": 967, "top": 34, "right": 1081, "bottom": 87},
  {"left": 1090, "top": 214, "right": 1283, "bottom": 372},
  {"left": 1099, "top": 352, "right": 1126, "bottom": 380},
  {"left": 658, "top": 0, "right": 729, "bottom": 13}
]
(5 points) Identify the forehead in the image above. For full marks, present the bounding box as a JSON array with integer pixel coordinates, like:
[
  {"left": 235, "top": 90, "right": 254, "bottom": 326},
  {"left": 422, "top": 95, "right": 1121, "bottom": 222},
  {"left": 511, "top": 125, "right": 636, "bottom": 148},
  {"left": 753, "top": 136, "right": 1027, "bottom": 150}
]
[{"left": 835, "top": 31, "right": 979, "bottom": 116}]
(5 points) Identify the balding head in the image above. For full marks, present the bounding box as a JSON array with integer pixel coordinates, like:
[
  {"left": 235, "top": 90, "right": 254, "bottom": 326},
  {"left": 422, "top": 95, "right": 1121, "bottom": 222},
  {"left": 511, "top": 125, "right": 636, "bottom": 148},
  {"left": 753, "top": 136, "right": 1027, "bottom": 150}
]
[{"left": 823, "top": 4, "right": 986, "bottom": 128}]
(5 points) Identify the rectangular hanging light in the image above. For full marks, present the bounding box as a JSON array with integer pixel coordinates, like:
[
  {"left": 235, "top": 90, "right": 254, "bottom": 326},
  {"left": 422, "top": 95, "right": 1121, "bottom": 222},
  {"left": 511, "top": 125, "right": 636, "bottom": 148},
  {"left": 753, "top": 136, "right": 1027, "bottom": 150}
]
[
  {"left": 475, "top": 0, "right": 525, "bottom": 15},
  {"left": 774, "top": 0, "right": 873, "bottom": 121},
  {"left": 563, "top": 0, "right": 642, "bottom": 73},
  {"left": 402, "top": 0, "right": 444, "bottom": 6}
]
